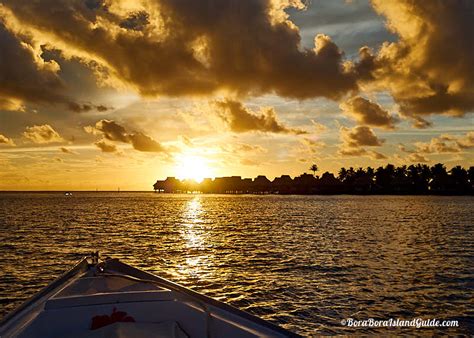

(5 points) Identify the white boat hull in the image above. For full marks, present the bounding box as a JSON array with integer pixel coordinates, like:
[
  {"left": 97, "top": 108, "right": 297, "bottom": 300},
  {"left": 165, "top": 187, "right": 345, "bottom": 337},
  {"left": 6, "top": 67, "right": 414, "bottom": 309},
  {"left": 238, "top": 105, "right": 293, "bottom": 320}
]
[{"left": 0, "top": 257, "right": 298, "bottom": 338}]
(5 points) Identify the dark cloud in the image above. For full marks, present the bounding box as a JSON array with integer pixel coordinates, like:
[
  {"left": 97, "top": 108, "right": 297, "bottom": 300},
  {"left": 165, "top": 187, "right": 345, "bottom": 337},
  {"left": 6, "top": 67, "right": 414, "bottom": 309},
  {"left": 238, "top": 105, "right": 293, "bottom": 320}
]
[
  {"left": 67, "top": 102, "right": 111, "bottom": 113},
  {"left": 68, "top": 102, "right": 93, "bottom": 113},
  {"left": 86, "top": 120, "right": 129, "bottom": 143},
  {"left": 358, "top": 1, "right": 474, "bottom": 125},
  {"left": 214, "top": 99, "right": 307, "bottom": 134},
  {"left": 410, "top": 116, "right": 433, "bottom": 130},
  {"left": 129, "top": 132, "right": 166, "bottom": 152},
  {"left": 119, "top": 11, "right": 149, "bottom": 31},
  {"left": 60, "top": 147, "right": 75, "bottom": 154},
  {"left": 94, "top": 139, "right": 117, "bottom": 153},
  {"left": 340, "top": 125, "right": 384, "bottom": 147},
  {"left": 23, "top": 124, "right": 64, "bottom": 144},
  {"left": 0, "top": 20, "right": 106, "bottom": 113},
  {"left": 338, "top": 125, "right": 385, "bottom": 158},
  {"left": 96, "top": 105, "right": 109, "bottom": 112},
  {"left": 1, "top": 0, "right": 358, "bottom": 100},
  {"left": 85, "top": 119, "right": 166, "bottom": 153},
  {"left": 1, "top": 0, "right": 472, "bottom": 137},
  {"left": 338, "top": 146, "right": 386, "bottom": 160},
  {"left": 0, "top": 21, "right": 64, "bottom": 110},
  {"left": 84, "top": 0, "right": 104, "bottom": 11},
  {"left": 340, "top": 96, "right": 398, "bottom": 129}
]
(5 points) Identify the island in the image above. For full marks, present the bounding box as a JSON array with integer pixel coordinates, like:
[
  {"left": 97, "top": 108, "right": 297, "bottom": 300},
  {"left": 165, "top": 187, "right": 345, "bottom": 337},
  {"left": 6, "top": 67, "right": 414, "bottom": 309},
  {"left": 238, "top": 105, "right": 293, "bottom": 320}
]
[{"left": 153, "top": 163, "right": 474, "bottom": 195}]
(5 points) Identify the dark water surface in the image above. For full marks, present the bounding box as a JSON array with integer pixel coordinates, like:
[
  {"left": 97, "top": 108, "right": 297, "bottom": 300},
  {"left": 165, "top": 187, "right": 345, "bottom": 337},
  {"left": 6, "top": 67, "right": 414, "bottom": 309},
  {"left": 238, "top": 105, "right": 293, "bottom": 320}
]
[{"left": 0, "top": 193, "right": 473, "bottom": 336}]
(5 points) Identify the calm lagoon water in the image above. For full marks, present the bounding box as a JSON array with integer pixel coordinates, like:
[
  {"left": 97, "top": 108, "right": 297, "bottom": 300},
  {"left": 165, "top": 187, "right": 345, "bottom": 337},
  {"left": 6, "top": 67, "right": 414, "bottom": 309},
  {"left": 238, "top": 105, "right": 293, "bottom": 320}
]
[{"left": 0, "top": 193, "right": 473, "bottom": 335}]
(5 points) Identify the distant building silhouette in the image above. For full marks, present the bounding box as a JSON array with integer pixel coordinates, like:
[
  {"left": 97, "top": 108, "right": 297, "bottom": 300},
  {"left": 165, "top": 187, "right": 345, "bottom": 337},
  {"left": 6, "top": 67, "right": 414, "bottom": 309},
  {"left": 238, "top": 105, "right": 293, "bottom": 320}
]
[{"left": 153, "top": 163, "right": 474, "bottom": 195}]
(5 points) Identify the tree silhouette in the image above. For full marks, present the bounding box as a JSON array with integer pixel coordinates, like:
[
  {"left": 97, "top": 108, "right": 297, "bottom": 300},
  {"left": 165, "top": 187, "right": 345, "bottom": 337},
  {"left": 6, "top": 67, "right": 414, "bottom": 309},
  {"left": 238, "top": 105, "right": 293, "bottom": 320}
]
[
  {"left": 154, "top": 163, "right": 473, "bottom": 195},
  {"left": 338, "top": 167, "right": 348, "bottom": 182},
  {"left": 431, "top": 163, "right": 447, "bottom": 178}
]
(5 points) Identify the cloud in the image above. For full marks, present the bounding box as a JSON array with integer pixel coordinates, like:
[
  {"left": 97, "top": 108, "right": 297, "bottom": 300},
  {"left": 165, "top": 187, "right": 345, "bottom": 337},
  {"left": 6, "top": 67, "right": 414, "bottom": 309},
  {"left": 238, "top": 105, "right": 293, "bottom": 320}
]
[
  {"left": 340, "top": 125, "right": 384, "bottom": 147},
  {"left": 214, "top": 99, "right": 306, "bottom": 134},
  {"left": 67, "top": 102, "right": 111, "bottom": 113},
  {"left": 338, "top": 146, "right": 366, "bottom": 156},
  {"left": 408, "top": 153, "right": 429, "bottom": 163},
  {"left": 369, "top": 150, "right": 387, "bottom": 160},
  {"left": 340, "top": 96, "right": 398, "bottom": 129},
  {"left": 0, "top": 97, "right": 24, "bottom": 111},
  {"left": 86, "top": 120, "right": 129, "bottom": 143},
  {"left": 410, "top": 116, "right": 433, "bottom": 129},
  {"left": 85, "top": 119, "right": 166, "bottom": 153},
  {"left": 405, "top": 132, "right": 474, "bottom": 154},
  {"left": 299, "top": 137, "right": 326, "bottom": 154},
  {"left": 129, "top": 132, "right": 166, "bottom": 152},
  {"left": 94, "top": 139, "right": 117, "bottom": 153},
  {"left": 310, "top": 120, "right": 328, "bottom": 132},
  {"left": 0, "top": 19, "right": 104, "bottom": 112},
  {"left": 119, "top": 11, "right": 149, "bottom": 31},
  {"left": 23, "top": 124, "right": 64, "bottom": 144},
  {"left": 338, "top": 145, "right": 387, "bottom": 160},
  {"left": 240, "top": 158, "right": 259, "bottom": 166},
  {"left": 0, "top": 133, "right": 15, "bottom": 146},
  {"left": 398, "top": 143, "right": 414, "bottom": 154},
  {"left": 0, "top": 20, "right": 64, "bottom": 110},
  {"left": 232, "top": 143, "right": 267, "bottom": 153},
  {"left": 60, "top": 147, "right": 75, "bottom": 154},
  {"left": 1, "top": 0, "right": 358, "bottom": 100},
  {"left": 338, "top": 125, "right": 385, "bottom": 158},
  {"left": 457, "top": 131, "right": 474, "bottom": 149},
  {"left": 180, "top": 135, "right": 193, "bottom": 147},
  {"left": 358, "top": 1, "right": 474, "bottom": 125},
  {"left": 399, "top": 132, "right": 473, "bottom": 164}
]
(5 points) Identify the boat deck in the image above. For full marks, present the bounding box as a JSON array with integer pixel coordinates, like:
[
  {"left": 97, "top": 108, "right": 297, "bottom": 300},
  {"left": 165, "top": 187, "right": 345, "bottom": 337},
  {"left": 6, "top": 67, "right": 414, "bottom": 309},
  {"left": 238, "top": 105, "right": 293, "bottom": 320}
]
[{"left": 1, "top": 258, "right": 296, "bottom": 337}]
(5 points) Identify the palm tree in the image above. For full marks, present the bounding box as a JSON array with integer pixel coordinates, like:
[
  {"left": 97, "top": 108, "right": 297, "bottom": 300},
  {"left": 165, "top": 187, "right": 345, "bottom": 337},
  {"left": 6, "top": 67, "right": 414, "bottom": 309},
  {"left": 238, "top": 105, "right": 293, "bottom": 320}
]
[
  {"left": 338, "top": 167, "right": 348, "bottom": 182},
  {"left": 431, "top": 163, "right": 447, "bottom": 178},
  {"left": 450, "top": 166, "right": 468, "bottom": 189},
  {"left": 309, "top": 164, "right": 318, "bottom": 177}
]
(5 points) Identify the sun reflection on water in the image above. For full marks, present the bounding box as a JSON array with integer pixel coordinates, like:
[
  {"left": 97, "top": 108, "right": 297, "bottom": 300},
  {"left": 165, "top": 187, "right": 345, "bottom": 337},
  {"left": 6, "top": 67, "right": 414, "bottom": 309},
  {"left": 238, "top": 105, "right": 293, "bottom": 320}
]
[{"left": 177, "top": 196, "right": 213, "bottom": 278}]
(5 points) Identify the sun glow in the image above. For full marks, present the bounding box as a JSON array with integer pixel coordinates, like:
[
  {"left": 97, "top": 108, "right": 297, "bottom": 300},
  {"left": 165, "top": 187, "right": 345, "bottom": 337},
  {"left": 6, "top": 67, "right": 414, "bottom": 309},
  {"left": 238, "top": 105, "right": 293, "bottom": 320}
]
[{"left": 175, "top": 154, "right": 214, "bottom": 183}]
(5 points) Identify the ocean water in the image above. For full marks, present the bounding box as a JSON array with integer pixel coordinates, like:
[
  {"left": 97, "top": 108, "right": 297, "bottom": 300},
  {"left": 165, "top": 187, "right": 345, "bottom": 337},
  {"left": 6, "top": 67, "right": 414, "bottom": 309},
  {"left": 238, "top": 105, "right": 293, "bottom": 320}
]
[{"left": 0, "top": 192, "right": 473, "bottom": 336}]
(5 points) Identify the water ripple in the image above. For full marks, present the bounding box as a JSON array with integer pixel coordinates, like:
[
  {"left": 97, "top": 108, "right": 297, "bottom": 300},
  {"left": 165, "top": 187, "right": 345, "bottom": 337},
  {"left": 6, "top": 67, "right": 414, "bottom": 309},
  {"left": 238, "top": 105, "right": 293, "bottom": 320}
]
[{"left": 0, "top": 193, "right": 473, "bottom": 336}]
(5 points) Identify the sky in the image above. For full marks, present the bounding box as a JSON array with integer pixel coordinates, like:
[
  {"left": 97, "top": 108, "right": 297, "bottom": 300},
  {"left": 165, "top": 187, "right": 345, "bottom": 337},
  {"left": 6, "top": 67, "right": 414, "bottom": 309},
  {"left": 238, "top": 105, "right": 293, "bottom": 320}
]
[{"left": 0, "top": 0, "right": 473, "bottom": 190}]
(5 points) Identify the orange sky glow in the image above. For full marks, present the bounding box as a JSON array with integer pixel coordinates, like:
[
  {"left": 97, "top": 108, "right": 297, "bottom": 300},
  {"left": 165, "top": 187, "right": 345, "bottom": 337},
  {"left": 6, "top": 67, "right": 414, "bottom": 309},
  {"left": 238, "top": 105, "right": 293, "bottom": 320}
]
[{"left": 0, "top": 0, "right": 472, "bottom": 190}]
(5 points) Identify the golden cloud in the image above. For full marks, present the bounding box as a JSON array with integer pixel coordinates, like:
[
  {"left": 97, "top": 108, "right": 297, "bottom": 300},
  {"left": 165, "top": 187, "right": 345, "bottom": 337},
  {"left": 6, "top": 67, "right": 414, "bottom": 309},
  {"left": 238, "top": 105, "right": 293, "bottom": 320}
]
[
  {"left": 85, "top": 119, "right": 167, "bottom": 153},
  {"left": 60, "top": 147, "right": 76, "bottom": 154},
  {"left": 340, "top": 125, "right": 384, "bottom": 147},
  {"left": 340, "top": 96, "right": 398, "bottom": 129},
  {"left": 94, "top": 139, "right": 117, "bottom": 153},
  {"left": 357, "top": 1, "right": 474, "bottom": 126},
  {"left": 23, "top": 124, "right": 64, "bottom": 144},
  {"left": 402, "top": 132, "right": 474, "bottom": 155},
  {"left": 338, "top": 125, "right": 386, "bottom": 159},
  {"left": 1, "top": 0, "right": 357, "bottom": 100},
  {"left": 0, "top": 133, "right": 15, "bottom": 146},
  {"left": 214, "top": 99, "right": 307, "bottom": 134}
]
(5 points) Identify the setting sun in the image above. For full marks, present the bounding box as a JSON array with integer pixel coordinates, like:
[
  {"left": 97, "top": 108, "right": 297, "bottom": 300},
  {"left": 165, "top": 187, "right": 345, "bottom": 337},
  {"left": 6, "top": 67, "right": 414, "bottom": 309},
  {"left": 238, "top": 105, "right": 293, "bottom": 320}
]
[{"left": 175, "top": 154, "right": 214, "bottom": 183}]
